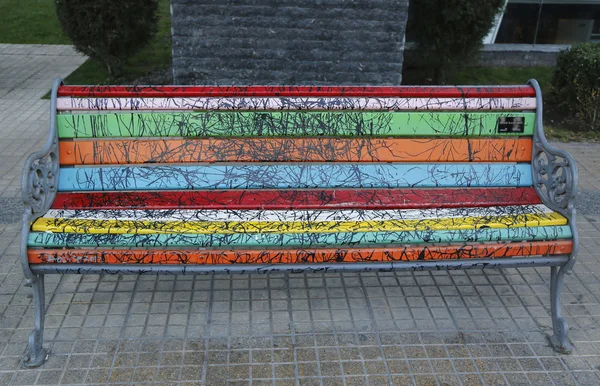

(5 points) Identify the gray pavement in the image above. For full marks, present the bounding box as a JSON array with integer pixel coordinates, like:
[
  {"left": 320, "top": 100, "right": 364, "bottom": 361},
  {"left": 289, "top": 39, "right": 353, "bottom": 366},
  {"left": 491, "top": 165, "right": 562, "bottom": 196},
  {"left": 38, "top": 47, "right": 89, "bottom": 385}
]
[{"left": 2, "top": 44, "right": 600, "bottom": 385}]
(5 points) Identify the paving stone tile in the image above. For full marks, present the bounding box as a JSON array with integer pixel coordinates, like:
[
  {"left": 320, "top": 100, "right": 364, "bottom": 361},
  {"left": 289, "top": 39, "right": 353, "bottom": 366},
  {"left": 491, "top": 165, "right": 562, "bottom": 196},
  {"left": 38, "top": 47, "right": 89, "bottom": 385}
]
[
  {"left": 180, "top": 365, "right": 203, "bottom": 381},
  {"left": 572, "top": 371, "right": 600, "bottom": 385},
  {"left": 526, "top": 372, "right": 554, "bottom": 385},
  {"left": 36, "top": 369, "right": 63, "bottom": 385},
  {"left": 60, "top": 369, "right": 87, "bottom": 385}
]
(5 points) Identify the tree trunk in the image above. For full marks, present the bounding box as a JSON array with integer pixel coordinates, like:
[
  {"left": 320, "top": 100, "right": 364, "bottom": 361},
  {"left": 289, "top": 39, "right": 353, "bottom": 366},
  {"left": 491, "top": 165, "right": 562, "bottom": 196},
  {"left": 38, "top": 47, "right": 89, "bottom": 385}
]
[
  {"left": 434, "top": 65, "right": 446, "bottom": 85},
  {"left": 104, "top": 57, "right": 124, "bottom": 79}
]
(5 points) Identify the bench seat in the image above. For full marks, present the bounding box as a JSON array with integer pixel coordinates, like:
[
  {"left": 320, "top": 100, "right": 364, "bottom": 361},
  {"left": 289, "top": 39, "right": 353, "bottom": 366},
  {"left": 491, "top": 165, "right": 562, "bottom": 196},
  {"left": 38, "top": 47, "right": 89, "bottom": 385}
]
[
  {"left": 29, "top": 193, "right": 572, "bottom": 264},
  {"left": 20, "top": 81, "right": 579, "bottom": 367}
]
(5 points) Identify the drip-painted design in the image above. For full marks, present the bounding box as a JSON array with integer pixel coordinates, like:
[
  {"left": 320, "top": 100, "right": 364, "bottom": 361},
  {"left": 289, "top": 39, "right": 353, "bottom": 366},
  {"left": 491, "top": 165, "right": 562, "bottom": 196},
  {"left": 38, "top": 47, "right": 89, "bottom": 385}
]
[
  {"left": 32, "top": 210, "right": 566, "bottom": 235},
  {"left": 59, "top": 138, "right": 533, "bottom": 165},
  {"left": 28, "top": 241, "right": 573, "bottom": 265},
  {"left": 28, "top": 226, "right": 572, "bottom": 248},
  {"left": 56, "top": 96, "right": 536, "bottom": 111},
  {"left": 58, "top": 164, "right": 532, "bottom": 191},
  {"left": 21, "top": 79, "right": 579, "bottom": 372},
  {"left": 51, "top": 188, "right": 542, "bottom": 210},
  {"left": 42, "top": 205, "right": 554, "bottom": 223},
  {"left": 56, "top": 112, "right": 536, "bottom": 138},
  {"left": 32, "top": 84, "right": 571, "bottom": 267}
]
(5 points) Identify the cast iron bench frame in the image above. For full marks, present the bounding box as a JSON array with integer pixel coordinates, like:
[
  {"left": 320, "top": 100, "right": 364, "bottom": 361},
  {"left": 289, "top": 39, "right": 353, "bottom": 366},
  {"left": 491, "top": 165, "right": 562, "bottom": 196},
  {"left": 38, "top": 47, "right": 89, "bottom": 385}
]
[{"left": 20, "top": 78, "right": 578, "bottom": 367}]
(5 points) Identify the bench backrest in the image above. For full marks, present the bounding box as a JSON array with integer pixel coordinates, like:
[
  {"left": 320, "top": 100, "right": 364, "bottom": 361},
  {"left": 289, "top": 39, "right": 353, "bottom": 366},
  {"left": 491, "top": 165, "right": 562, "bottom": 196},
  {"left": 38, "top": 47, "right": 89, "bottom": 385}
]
[{"left": 53, "top": 85, "right": 539, "bottom": 209}]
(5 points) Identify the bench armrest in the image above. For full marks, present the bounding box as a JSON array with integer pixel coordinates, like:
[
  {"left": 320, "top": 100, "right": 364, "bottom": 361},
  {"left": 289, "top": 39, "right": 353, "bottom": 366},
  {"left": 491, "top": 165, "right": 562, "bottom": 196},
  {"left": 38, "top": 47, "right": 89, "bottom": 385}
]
[
  {"left": 528, "top": 79, "right": 579, "bottom": 271},
  {"left": 20, "top": 78, "right": 62, "bottom": 280},
  {"left": 532, "top": 143, "right": 578, "bottom": 216},
  {"left": 21, "top": 78, "right": 61, "bottom": 220}
]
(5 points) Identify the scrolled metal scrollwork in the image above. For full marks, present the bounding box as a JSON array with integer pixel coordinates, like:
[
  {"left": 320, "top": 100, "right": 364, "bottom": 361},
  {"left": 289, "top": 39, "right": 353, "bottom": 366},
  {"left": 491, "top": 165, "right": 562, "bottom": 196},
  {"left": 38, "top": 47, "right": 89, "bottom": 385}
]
[
  {"left": 21, "top": 78, "right": 62, "bottom": 282},
  {"left": 21, "top": 78, "right": 62, "bottom": 221},
  {"left": 22, "top": 147, "right": 59, "bottom": 217},
  {"left": 532, "top": 144, "right": 577, "bottom": 216}
]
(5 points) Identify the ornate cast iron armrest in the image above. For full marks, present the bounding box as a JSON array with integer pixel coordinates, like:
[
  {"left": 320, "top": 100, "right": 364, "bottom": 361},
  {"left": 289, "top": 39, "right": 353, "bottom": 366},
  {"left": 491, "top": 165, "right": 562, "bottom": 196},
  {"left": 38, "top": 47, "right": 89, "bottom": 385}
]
[
  {"left": 21, "top": 144, "right": 59, "bottom": 220},
  {"left": 532, "top": 143, "right": 578, "bottom": 218},
  {"left": 20, "top": 78, "right": 62, "bottom": 281},
  {"left": 528, "top": 79, "right": 579, "bottom": 272}
]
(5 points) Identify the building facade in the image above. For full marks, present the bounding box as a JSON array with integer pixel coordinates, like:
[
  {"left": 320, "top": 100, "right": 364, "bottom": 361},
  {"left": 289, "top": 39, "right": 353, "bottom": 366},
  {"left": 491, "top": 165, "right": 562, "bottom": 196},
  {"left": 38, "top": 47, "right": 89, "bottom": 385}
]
[
  {"left": 487, "top": 0, "right": 600, "bottom": 44},
  {"left": 404, "top": 0, "right": 598, "bottom": 68}
]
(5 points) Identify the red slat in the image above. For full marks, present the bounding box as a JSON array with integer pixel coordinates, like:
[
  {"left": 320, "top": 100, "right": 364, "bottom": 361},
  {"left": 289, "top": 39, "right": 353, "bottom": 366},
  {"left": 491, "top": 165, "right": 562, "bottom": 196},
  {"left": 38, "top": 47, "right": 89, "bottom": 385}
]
[
  {"left": 57, "top": 85, "right": 536, "bottom": 98},
  {"left": 51, "top": 188, "right": 541, "bottom": 210}
]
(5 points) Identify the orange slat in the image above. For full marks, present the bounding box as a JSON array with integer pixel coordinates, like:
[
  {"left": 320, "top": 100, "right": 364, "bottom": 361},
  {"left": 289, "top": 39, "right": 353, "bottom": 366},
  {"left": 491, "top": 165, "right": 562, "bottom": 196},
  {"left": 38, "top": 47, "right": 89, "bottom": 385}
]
[
  {"left": 29, "top": 241, "right": 572, "bottom": 265},
  {"left": 59, "top": 138, "right": 533, "bottom": 165}
]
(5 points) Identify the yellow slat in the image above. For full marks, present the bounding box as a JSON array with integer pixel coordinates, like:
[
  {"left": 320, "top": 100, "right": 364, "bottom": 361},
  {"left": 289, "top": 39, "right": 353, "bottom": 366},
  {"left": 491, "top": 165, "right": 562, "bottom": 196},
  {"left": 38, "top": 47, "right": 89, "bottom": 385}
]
[{"left": 32, "top": 211, "right": 568, "bottom": 235}]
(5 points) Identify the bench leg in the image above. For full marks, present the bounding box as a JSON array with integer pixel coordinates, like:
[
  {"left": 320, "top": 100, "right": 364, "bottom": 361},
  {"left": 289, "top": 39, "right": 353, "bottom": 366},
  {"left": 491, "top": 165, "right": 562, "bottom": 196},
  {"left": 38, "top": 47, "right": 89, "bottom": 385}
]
[
  {"left": 23, "top": 275, "right": 47, "bottom": 368},
  {"left": 549, "top": 265, "right": 573, "bottom": 354}
]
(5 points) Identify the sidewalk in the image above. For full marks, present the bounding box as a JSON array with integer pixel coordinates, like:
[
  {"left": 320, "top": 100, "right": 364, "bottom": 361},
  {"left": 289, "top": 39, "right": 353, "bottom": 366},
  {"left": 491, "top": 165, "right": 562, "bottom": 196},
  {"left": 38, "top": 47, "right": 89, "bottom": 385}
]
[{"left": 1, "top": 45, "right": 600, "bottom": 385}]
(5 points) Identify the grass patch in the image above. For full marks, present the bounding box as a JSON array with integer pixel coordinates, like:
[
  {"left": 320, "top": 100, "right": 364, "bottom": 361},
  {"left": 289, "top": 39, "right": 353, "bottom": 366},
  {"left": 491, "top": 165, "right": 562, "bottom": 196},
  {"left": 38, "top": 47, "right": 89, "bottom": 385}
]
[
  {"left": 0, "top": 0, "right": 69, "bottom": 44},
  {"left": 545, "top": 124, "right": 600, "bottom": 142}
]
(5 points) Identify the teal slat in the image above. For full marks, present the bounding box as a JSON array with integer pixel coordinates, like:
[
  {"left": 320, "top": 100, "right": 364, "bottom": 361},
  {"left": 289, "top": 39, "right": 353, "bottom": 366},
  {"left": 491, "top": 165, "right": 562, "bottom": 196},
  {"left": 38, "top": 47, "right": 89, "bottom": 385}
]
[{"left": 28, "top": 226, "right": 571, "bottom": 248}]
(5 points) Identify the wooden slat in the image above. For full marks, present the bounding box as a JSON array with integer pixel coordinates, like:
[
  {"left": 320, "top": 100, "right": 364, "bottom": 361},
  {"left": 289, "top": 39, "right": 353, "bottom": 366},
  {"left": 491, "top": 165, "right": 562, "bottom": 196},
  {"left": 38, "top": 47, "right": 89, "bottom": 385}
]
[
  {"left": 28, "top": 241, "right": 573, "bottom": 264},
  {"left": 57, "top": 112, "right": 536, "bottom": 139},
  {"left": 28, "top": 226, "right": 573, "bottom": 248},
  {"left": 56, "top": 96, "right": 537, "bottom": 111},
  {"left": 41, "top": 205, "right": 554, "bottom": 223},
  {"left": 32, "top": 210, "right": 567, "bottom": 235},
  {"left": 51, "top": 188, "right": 542, "bottom": 210},
  {"left": 57, "top": 85, "right": 537, "bottom": 98},
  {"left": 57, "top": 164, "right": 533, "bottom": 192},
  {"left": 59, "top": 138, "right": 534, "bottom": 165}
]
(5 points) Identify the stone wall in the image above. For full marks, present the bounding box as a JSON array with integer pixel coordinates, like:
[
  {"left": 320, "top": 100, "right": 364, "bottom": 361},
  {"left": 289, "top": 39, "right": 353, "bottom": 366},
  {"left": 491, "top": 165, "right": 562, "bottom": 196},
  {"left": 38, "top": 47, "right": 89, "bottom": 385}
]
[{"left": 170, "top": 0, "right": 409, "bottom": 85}]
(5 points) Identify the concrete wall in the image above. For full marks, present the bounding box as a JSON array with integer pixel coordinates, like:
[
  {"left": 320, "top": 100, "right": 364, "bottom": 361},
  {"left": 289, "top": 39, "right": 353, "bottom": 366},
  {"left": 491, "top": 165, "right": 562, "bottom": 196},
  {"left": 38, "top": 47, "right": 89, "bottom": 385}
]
[
  {"left": 170, "top": 0, "right": 409, "bottom": 85},
  {"left": 404, "top": 43, "right": 570, "bottom": 68},
  {"left": 477, "top": 44, "right": 570, "bottom": 67}
]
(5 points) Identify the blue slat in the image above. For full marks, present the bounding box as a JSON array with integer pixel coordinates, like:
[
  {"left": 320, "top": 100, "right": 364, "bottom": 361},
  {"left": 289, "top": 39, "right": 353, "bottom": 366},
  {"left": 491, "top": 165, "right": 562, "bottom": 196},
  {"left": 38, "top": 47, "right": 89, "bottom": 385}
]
[{"left": 58, "top": 164, "right": 533, "bottom": 192}]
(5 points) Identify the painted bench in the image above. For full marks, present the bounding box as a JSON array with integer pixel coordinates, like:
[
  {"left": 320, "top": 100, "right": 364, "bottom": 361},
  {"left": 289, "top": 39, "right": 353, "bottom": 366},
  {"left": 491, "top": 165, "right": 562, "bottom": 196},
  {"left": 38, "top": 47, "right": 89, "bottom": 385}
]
[{"left": 21, "top": 79, "right": 578, "bottom": 366}]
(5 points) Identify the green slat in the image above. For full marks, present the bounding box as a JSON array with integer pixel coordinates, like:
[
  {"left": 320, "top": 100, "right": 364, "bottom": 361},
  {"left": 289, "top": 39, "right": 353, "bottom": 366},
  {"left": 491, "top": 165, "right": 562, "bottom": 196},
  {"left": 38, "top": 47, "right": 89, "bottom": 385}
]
[
  {"left": 28, "top": 226, "right": 571, "bottom": 248},
  {"left": 57, "top": 112, "right": 536, "bottom": 138}
]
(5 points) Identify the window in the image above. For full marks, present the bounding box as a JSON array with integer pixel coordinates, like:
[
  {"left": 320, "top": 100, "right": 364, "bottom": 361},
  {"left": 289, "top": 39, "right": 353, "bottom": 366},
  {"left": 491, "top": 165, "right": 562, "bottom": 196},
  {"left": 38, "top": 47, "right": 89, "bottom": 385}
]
[{"left": 495, "top": 1, "right": 600, "bottom": 44}]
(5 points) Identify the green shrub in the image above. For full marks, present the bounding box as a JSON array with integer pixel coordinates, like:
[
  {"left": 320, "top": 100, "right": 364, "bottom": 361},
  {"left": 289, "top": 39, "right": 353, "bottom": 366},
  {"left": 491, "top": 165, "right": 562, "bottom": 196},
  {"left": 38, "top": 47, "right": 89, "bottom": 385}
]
[
  {"left": 407, "top": 0, "right": 505, "bottom": 83},
  {"left": 56, "top": 0, "right": 159, "bottom": 77},
  {"left": 551, "top": 43, "right": 600, "bottom": 131}
]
